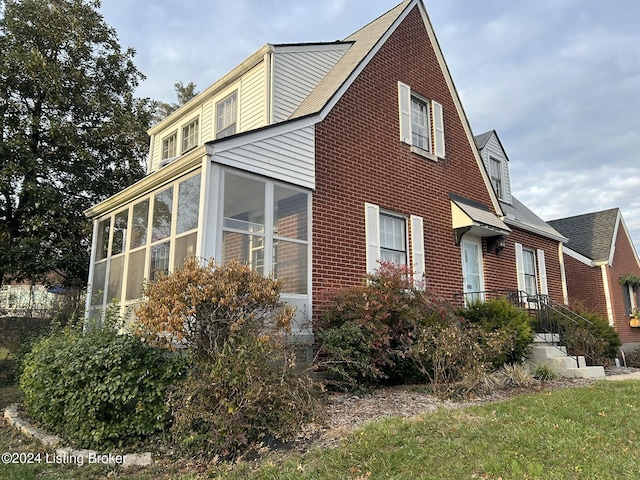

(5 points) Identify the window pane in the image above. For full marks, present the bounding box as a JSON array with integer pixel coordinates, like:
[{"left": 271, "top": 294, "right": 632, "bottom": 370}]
[
  {"left": 131, "top": 199, "right": 149, "bottom": 249},
  {"left": 174, "top": 232, "right": 197, "bottom": 271},
  {"left": 96, "top": 218, "right": 110, "bottom": 260},
  {"left": 274, "top": 187, "right": 307, "bottom": 241},
  {"left": 152, "top": 187, "right": 173, "bottom": 242},
  {"left": 274, "top": 240, "right": 307, "bottom": 294},
  {"left": 162, "top": 132, "right": 177, "bottom": 159},
  {"left": 126, "top": 249, "right": 146, "bottom": 300},
  {"left": 380, "top": 215, "right": 405, "bottom": 251},
  {"left": 107, "top": 256, "right": 124, "bottom": 304},
  {"left": 112, "top": 210, "right": 128, "bottom": 255},
  {"left": 150, "top": 241, "right": 170, "bottom": 282},
  {"left": 411, "top": 97, "right": 430, "bottom": 151},
  {"left": 216, "top": 92, "right": 237, "bottom": 139},
  {"left": 177, "top": 174, "right": 201, "bottom": 234},
  {"left": 222, "top": 231, "right": 264, "bottom": 275},
  {"left": 182, "top": 118, "right": 199, "bottom": 152},
  {"left": 223, "top": 173, "right": 265, "bottom": 233},
  {"left": 91, "top": 261, "right": 107, "bottom": 306}
]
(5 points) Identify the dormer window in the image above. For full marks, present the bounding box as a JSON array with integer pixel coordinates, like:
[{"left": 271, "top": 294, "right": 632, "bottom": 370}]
[
  {"left": 489, "top": 157, "right": 503, "bottom": 199},
  {"left": 216, "top": 91, "right": 237, "bottom": 139},
  {"left": 162, "top": 131, "right": 177, "bottom": 160},
  {"left": 182, "top": 117, "right": 199, "bottom": 152}
]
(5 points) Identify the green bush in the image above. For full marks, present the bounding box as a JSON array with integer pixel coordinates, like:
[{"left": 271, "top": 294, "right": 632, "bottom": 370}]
[
  {"left": 136, "top": 259, "right": 319, "bottom": 458},
  {"left": 316, "top": 262, "right": 463, "bottom": 390},
  {"left": 560, "top": 308, "right": 620, "bottom": 366},
  {"left": 457, "top": 297, "right": 534, "bottom": 367},
  {"left": 20, "top": 321, "right": 186, "bottom": 448}
]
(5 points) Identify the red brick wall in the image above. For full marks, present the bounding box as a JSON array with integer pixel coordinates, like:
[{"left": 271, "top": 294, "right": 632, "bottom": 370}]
[
  {"left": 484, "top": 228, "right": 565, "bottom": 304},
  {"left": 563, "top": 255, "right": 606, "bottom": 315},
  {"left": 312, "top": 7, "right": 560, "bottom": 313},
  {"left": 608, "top": 226, "right": 640, "bottom": 344}
]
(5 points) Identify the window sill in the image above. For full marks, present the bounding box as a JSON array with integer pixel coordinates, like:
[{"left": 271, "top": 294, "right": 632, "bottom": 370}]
[{"left": 410, "top": 146, "right": 438, "bottom": 162}]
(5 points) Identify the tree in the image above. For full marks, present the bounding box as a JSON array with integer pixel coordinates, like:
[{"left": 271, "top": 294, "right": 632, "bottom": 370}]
[
  {"left": 152, "top": 81, "right": 199, "bottom": 124},
  {"left": 0, "top": 0, "right": 154, "bottom": 290}
]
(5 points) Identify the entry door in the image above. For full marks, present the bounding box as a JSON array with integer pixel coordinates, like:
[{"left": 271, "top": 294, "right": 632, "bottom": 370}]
[{"left": 462, "top": 237, "right": 484, "bottom": 303}]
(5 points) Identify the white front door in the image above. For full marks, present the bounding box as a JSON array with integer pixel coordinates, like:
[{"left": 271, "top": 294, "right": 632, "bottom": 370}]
[{"left": 462, "top": 237, "right": 485, "bottom": 303}]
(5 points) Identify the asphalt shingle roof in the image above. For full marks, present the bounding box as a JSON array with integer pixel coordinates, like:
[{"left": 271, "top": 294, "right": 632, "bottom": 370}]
[{"left": 547, "top": 208, "right": 620, "bottom": 262}]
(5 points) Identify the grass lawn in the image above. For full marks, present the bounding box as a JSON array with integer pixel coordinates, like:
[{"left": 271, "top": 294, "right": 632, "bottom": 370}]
[{"left": 3, "top": 380, "right": 640, "bottom": 479}]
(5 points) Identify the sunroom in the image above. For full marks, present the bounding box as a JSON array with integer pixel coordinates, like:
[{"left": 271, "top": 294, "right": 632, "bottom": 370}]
[{"left": 85, "top": 124, "right": 315, "bottom": 339}]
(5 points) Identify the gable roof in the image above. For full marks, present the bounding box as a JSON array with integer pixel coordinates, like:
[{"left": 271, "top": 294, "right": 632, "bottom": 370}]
[
  {"left": 501, "top": 197, "right": 567, "bottom": 242},
  {"left": 474, "top": 130, "right": 511, "bottom": 163},
  {"left": 548, "top": 208, "right": 620, "bottom": 262},
  {"left": 290, "top": 1, "right": 411, "bottom": 119}
]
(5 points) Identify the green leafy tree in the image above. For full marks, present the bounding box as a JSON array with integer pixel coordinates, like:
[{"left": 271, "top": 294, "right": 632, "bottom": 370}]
[
  {"left": 0, "top": 0, "right": 154, "bottom": 290},
  {"left": 152, "top": 81, "right": 199, "bottom": 124}
]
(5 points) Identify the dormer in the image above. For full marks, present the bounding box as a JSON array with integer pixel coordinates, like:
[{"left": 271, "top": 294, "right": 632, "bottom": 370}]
[
  {"left": 474, "top": 130, "right": 512, "bottom": 205},
  {"left": 145, "top": 42, "right": 350, "bottom": 174}
]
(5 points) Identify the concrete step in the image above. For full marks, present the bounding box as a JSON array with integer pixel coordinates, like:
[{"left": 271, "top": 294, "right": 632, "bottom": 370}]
[
  {"left": 529, "top": 345, "right": 568, "bottom": 362},
  {"left": 529, "top": 342, "right": 605, "bottom": 380},
  {"left": 533, "top": 333, "right": 560, "bottom": 344}
]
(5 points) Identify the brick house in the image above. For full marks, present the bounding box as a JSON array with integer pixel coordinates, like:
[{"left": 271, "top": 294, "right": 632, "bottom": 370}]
[
  {"left": 84, "top": 0, "right": 571, "bottom": 341},
  {"left": 549, "top": 209, "right": 640, "bottom": 347}
]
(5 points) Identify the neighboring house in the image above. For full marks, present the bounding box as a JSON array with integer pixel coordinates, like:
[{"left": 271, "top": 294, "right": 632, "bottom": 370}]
[
  {"left": 474, "top": 130, "right": 568, "bottom": 308},
  {"left": 0, "top": 283, "right": 59, "bottom": 318},
  {"left": 84, "top": 0, "right": 570, "bottom": 340},
  {"left": 548, "top": 209, "right": 640, "bottom": 347}
]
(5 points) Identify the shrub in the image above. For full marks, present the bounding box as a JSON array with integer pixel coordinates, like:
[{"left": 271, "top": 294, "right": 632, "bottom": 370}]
[
  {"left": 136, "top": 258, "right": 319, "bottom": 458},
  {"left": 135, "top": 258, "right": 294, "bottom": 359},
  {"left": 20, "top": 320, "right": 186, "bottom": 448},
  {"left": 457, "top": 297, "right": 534, "bottom": 367},
  {"left": 533, "top": 364, "right": 559, "bottom": 381},
  {"left": 316, "top": 262, "right": 460, "bottom": 389},
  {"left": 559, "top": 307, "right": 620, "bottom": 366},
  {"left": 409, "top": 324, "right": 514, "bottom": 395}
]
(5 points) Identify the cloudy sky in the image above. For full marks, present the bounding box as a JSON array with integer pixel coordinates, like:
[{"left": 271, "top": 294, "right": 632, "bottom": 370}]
[{"left": 100, "top": 0, "right": 640, "bottom": 254}]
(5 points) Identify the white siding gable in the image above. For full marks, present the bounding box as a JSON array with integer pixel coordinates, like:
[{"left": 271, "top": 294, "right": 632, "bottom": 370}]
[
  {"left": 272, "top": 44, "right": 349, "bottom": 123},
  {"left": 479, "top": 133, "right": 512, "bottom": 204},
  {"left": 213, "top": 125, "right": 315, "bottom": 189},
  {"left": 148, "top": 60, "right": 268, "bottom": 174}
]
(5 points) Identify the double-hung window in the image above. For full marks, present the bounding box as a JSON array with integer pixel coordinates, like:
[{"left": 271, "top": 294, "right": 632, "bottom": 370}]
[
  {"left": 398, "top": 81, "right": 445, "bottom": 159},
  {"left": 489, "top": 157, "right": 504, "bottom": 199},
  {"left": 365, "top": 203, "right": 425, "bottom": 288},
  {"left": 182, "top": 118, "right": 199, "bottom": 152},
  {"left": 515, "top": 243, "right": 548, "bottom": 305},
  {"left": 216, "top": 92, "right": 237, "bottom": 139},
  {"left": 622, "top": 283, "right": 640, "bottom": 316},
  {"left": 162, "top": 131, "right": 177, "bottom": 160},
  {"left": 379, "top": 213, "right": 407, "bottom": 265}
]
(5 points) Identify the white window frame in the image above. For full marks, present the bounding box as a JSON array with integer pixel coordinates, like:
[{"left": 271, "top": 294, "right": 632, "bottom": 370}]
[
  {"left": 161, "top": 131, "right": 177, "bottom": 160},
  {"left": 489, "top": 156, "right": 504, "bottom": 199},
  {"left": 515, "top": 243, "right": 548, "bottom": 307},
  {"left": 215, "top": 91, "right": 238, "bottom": 139},
  {"left": 87, "top": 170, "right": 202, "bottom": 317},
  {"left": 398, "top": 81, "right": 445, "bottom": 160},
  {"left": 365, "top": 202, "right": 425, "bottom": 288},
  {"left": 181, "top": 117, "right": 199, "bottom": 153}
]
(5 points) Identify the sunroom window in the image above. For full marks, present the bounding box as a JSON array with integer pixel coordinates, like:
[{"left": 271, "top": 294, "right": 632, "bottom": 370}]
[
  {"left": 220, "top": 171, "right": 309, "bottom": 294},
  {"left": 89, "top": 171, "right": 201, "bottom": 316}
]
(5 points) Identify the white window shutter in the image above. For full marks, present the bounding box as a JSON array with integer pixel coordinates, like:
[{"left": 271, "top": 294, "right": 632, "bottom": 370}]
[
  {"left": 410, "top": 215, "right": 425, "bottom": 289},
  {"left": 515, "top": 243, "right": 525, "bottom": 299},
  {"left": 537, "top": 249, "right": 548, "bottom": 295},
  {"left": 365, "top": 203, "right": 380, "bottom": 274},
  {"left": 398, "top": 81, "right": 412, "bottom": 144},
  {"left": 432, "top": 100, "right": 445, "bottom": 158}
]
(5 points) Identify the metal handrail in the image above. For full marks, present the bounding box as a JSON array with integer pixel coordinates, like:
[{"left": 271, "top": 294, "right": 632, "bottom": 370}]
[{"left": 454, "top": 289, "right": 597, "bottom": 367}]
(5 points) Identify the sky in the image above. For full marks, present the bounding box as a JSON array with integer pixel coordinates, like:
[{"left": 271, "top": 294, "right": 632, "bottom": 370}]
[{"left": 100, "top": 0, "right": 640, "bottom": 255}]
